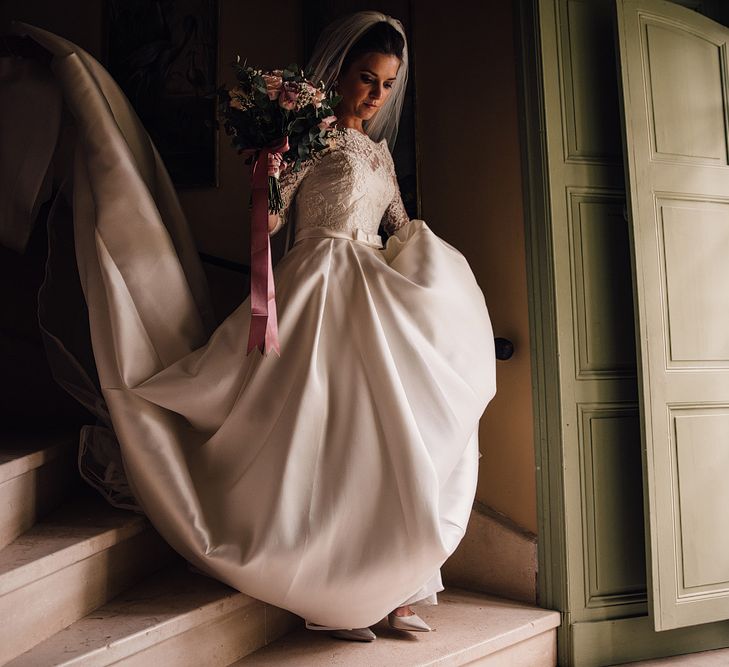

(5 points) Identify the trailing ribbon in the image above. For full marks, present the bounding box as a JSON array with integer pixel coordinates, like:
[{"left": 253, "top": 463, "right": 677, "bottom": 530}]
[{"left": 246, "top": 137, "right": 289, "bottom": 356}]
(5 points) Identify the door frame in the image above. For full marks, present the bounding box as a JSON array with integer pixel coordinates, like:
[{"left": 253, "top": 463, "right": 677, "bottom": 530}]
[{"left": 513, "top": 0, "right": 567, "bottom": 619}]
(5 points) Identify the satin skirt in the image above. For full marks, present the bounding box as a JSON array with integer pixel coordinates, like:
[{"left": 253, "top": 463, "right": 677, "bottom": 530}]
[{"left": 81, "top": 218, "right": 495, "bottom": 630}]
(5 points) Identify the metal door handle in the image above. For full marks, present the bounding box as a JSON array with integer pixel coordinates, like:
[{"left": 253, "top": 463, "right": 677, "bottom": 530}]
[{"left": 495, "top": 337, "right": 514, "bottom": 361}]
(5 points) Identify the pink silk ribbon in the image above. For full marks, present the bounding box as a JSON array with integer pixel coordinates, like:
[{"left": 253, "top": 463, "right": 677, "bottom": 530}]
[{"left": 245, "top": 137, "right": 289, "bottom": 356}]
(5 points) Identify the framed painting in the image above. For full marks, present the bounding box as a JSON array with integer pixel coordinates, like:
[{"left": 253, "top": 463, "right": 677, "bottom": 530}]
[{"left": 106, "top": 0, "right": 219, "bottom": 188}]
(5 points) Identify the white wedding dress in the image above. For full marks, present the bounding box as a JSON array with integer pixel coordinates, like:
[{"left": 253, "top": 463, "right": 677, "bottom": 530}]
[{"left": 3, "top": 23, "right": 497, "bottom": 631}]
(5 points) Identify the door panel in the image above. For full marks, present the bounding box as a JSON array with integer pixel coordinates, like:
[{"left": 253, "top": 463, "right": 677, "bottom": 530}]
[
  {"left": 616, "top": 0, "right": 729, "bottom": 630},
  {"left": 646, "top": 22, "right": 728, "bottom": 162},
  {"left": 580, "top": 405, "right": 646, "bottom": 605},
  {"left": 559, "top": 0, "right": 623, "bottom": 162},
  {"left": 672, "top": 409, "right": 729, "bottom": 590},
  {"left": 570, "top": 192, "right": 637, "bottom": 375},
  {"left": 660, "top": 199, "right": 729, "bottom": 363}
]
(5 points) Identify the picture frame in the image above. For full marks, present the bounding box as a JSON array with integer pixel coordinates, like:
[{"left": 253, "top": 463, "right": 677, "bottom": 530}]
[{"left": 106, "top": 0, "right": 219, "bottom": 188}]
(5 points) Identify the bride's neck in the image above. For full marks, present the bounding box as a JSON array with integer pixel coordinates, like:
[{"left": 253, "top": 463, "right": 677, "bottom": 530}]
[{"left": 336, "top": 115, "right": 365, "bottom": 134}]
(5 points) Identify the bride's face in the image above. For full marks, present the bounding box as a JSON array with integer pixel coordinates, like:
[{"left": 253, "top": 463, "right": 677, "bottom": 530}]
[{"left": 336, "top": 52, "right": 401, "bottom": 123}]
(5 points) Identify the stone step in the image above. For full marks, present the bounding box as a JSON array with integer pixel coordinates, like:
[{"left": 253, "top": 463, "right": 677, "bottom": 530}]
[
  {"left": 234, "top": 588, "right": 560, "bottom": 666},
  {"left": 0, "top": 430, "right": 81, "bottom": 550},
  {"left": 0, "top": 495, "right": 176, "bottom": 663},
  {"left": 7, "top": 564, "right": 301, "bottom": 666},
  {"left": 442, "top": 502, "right": 538, "bottom": 605}
]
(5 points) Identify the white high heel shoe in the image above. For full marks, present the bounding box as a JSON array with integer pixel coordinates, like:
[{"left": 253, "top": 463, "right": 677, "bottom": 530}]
[
  {"left": 388, "top": 610, "right": 432, "bottom": 632},
  {"left": 305, "top": 620, "right": 376, "bottom": 642},
  {"left": 330, "top": 628, "right": 376, "bottom": 642}
]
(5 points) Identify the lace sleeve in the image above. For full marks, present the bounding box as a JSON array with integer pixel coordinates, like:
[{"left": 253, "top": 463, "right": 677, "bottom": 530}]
[
  {"left": 381, "top": 149, "right": 411, "bottom": 235},
  {"left": 268, "top": 160, "right": 313, "bottom": 237},
  {"left": 382, "top": 185, "right": 410, "bottom": 235}
]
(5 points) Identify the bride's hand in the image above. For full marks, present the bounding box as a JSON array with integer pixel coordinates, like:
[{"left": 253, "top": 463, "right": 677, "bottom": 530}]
[
  {"left": 268, "top": 213, "right": 281, "bottom": 234},
  {"left": 268, "top": 152, "right": 286, "bottom": 178}
]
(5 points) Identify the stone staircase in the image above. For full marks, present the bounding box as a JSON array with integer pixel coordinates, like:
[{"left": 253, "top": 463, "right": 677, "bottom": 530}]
[
  {"left": 237, "top": 589, "right": 560, "bottom": 666},
  {"left": 1, "top": 431, "right": 560, "bottom": 666}
]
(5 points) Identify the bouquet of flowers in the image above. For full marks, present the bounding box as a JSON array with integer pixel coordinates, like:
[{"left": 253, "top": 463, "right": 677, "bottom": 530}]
[
  {"left": 220, "top": 60, "right": 341, "bottom": 210},
  {"left": 218, "top": 60, "right": 341, "bottom": 357}
]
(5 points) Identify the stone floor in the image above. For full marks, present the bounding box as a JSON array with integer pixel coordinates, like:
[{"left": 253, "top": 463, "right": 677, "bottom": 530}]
[
  {"left": 235, "top": 588, "right": 560, "bottom": 666},
  {"left": 620, "top": 648, "right": 729, "bottom": 665}
]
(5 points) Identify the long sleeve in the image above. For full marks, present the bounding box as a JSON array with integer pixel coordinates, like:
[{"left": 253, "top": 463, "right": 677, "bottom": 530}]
[
  {"left": 268, "top": 160, "right": 313, "bottom": 237},
  {"left": 381, "top": 147, "right": 411, "bottom": 235},
  {"left": 382, "top": 185, "right": 410, "bottom": 235}
]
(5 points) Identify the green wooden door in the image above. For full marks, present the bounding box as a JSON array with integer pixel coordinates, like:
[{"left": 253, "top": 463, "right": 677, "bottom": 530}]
[
  {"left": 616, "top": 0, "right": 729, "bottom": 631},
  {"left": 531, "top": 0, "right": 729, "bottom": 662}
]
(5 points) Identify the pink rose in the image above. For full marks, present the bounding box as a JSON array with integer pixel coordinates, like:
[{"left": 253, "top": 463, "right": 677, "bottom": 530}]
[
  {"left": 262, "top": 74, "right": 282, "bottom": 100},
  {"left": 318, "top": 115, "right": 336, "bottom": 131},
  {"left": 279, "top": 81, "right": 300, "bottom": 110}
]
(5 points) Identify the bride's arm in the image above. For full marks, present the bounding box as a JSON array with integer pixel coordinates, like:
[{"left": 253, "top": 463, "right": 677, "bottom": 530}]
[
  {"left": 381, "top": 146, "right": 411, "bottom": 235},
  {"left": 268, "top": 161, "right": 311, "bottom": 237},
  {"left": 382, "top": 175, "right": 411, "bottom": 235}
]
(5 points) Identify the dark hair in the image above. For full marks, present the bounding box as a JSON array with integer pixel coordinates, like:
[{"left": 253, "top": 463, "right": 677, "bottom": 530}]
[{"left": 340, "top": 21, "right": 405, "bottom": 75}]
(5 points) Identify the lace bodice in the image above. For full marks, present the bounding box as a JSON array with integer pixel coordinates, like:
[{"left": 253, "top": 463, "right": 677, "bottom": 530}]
[{"left": 270, "top": 127, "right": 410, "bottom": 239}]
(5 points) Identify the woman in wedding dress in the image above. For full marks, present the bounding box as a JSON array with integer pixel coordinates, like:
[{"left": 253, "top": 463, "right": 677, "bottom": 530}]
[
  {"left": 6, "top": 10, "right": 496, "bottom": 644},
  {"left": 262, "top": 13, "right": 497, "bottom": 640}
]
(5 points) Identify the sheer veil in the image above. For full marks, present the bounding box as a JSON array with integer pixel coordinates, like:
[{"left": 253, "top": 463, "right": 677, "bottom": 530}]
[{"left": 305, "top": 11, "right": 409, "bottom": 149}]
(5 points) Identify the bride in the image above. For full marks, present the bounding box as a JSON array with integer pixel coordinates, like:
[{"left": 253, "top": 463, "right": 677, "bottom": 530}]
[{"left": 7, "top": 10, "right": 496, "bottom": 645}]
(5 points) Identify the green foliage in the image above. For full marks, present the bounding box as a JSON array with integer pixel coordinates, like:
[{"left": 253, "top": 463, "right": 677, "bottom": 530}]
[{"left": 219, "top": 59, "right": 342, "bottom": 195}]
